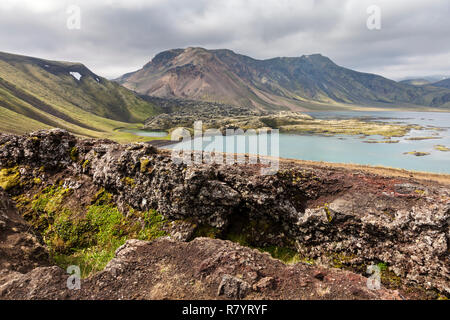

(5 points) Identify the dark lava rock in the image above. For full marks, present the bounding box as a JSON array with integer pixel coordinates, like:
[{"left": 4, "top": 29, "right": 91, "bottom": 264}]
[
  {"left": 0, "top": 188, "right": 49, "bottom": 281},
  {"left": 0, "top": 129, "right": 449, "bottom": 297},
  {"left": 0, "top": 238, "right": 403, "bottom": 300}
]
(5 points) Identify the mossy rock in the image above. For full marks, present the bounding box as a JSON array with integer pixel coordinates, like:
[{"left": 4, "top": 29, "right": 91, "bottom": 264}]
[
  {"left": 69, "top": 147, "right": 79, "bottom": 161},
  {"left": 139, "top": 158, "right": 154, "bottom": 174},
  {"left": 121, "top": 177, "right": 136, "bottom": 188},
  {"left": 0, "top": 166, "right": 21, "bottom": 191},
  {"left": 18, "top": 184, "right": 168, "bottom": 278}
]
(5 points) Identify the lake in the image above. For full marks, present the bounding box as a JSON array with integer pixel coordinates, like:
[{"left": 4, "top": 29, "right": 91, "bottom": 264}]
[
  {"left": 141, "top": 111, "right": 450, "bottom": 174},
  {"left": 119, "top": 129, "right": 168, "bottom": 137}
]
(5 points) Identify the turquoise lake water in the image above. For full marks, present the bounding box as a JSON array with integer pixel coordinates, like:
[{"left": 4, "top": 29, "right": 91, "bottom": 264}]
[
  {"left": 141, "top": 111, "right": 450, "bottom": 174},
  {"left": 120, "top": 129, "right": 168, "bottom": 137}
]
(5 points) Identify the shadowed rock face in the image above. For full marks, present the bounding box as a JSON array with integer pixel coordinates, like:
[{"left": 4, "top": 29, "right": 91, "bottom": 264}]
[
  {"left": 0, "top": 189, "right": 49, "bottom": 280},
  {"left": 0, "top": 129, "right": 449, "bottom": 299}
]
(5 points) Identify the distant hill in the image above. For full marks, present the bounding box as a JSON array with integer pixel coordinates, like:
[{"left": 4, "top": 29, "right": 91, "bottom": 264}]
[
  {"left": 116, "top": 47, "right": 450, "bottom": 111},
  {"left": 400, "top": 75, "right": 449, "bottom": 83},
  {"left": 0, "top": 51, "right": 160, "bottom": 138},
  {"left": 399, "top": 79, "right": 431, "bottom": 86},
  {"left": 432, "top": 78, "right": 450, "bottom": 89}
]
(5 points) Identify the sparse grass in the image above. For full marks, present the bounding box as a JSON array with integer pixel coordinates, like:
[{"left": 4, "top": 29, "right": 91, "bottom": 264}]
[
  {"left": 223, "top": 229, "right": 303, "bottom": 265},
  {"left": 226, "top": 232, "right": 250, "bottom": 247},
  {"left": 258, "top": 246, "right": 303, "bottom": 265},
  {"left": 192, "top": 224, "right": 221, "bottom": 239}
]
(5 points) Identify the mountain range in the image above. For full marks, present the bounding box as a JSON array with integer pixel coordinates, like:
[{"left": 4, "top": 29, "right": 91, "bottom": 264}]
[
  {"left": 433, "top": 78, "right": 450, "bottom": 89},
  {"left": 1, "top": 48, "right": 450, "bottom": 139},
  {"left": 117, "top": 47, "right": 450, "bottom": 111}
]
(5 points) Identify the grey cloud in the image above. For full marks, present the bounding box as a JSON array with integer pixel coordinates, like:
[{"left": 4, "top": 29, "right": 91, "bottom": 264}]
[{"left": 0, "top": 0, "right": 448, "bottom": 80}]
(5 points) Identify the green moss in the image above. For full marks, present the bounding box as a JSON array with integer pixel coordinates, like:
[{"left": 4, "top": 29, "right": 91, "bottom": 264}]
[
  {"left": 0, "top": 166, "right": 20, "bottom": 191},
  {"left": 258, "top": 246, "right": 303, "bottom": 265},
  {"left": 324, "top": 203, "right": 333, "bottom": 222},
  {"left": 329, "top": 252, "right": 356, "bottom": 269},
  {"left": 33, "top": 177, "right": 42, "bottom": 185},
  {"left": 18, "top": 185, "right": 167, "bottom": 278},
  {"left": 379, "top": 264, "right": 402, "bottom": 288},
  {"left": 377, "top": 262, "right": 388, "bottom": 271},
  {"left": 69, "top": 147, "right": 79, "bottom": 162},
  {"left": 21, "top": 185, "right": 72, "bottom": 232},
  {"left": 137, "top": 209, "right": 167, "bottom": 240},
  {"left": 31, "top": 186, "right": 71, "bottom": 214},
  {"left": 52, "top": 244, "right": 124, "bottom": 278},
  {"left": 121, "top": 177, "right": 136, "bottom": 188},
  {"left": 193, "top": 224, "right": 220, "bottom": 239},
  {"left": 224, "top": 226, "right": 306, "bottom": 265},
  {"left": 91, "top": 188, "right": 113, "bottom": 205},
  {"left": 140, "top": 158, "right": 151, "bottom": 173},
  {"left": 82, "top": 159, "right": 90, "bottom": 169},
  {"left": 226, "top": 232, "right": 250, "bottom": 247},
  {"left": 55, "top": 205, "right": 167, "bottom": 277}
]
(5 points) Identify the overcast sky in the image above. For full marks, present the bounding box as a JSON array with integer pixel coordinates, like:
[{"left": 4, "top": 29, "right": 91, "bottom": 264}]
[{"left": 1, "top": 0, "right": 449, "bottom": 80}]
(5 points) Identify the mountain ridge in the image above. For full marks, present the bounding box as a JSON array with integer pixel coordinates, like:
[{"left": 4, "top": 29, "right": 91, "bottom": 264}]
[
  {"left": 117, "top": 47, "right": 450, "bottom": 111},
  {"left": 432, "top": 78, "right": 450, "bottom": 89},
  {"left": 0, "top": 51, "right": 161, "bottom": 141}
]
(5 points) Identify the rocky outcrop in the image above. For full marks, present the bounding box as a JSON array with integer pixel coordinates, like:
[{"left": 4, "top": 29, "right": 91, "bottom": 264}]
[
  {"left": 0, "top": 238, "right": 402, "bottom": 300},
  {"left": 0, "top": 129, "right": 449, "bottom": 297}
]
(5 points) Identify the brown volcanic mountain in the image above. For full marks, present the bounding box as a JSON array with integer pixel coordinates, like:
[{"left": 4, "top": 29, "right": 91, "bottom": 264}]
[{"left": 117, "top": 47, "right": 450, "bottom": 111}]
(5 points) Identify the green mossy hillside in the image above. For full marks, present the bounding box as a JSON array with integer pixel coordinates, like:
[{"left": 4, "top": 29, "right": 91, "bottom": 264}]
[{"left": 0, "top": 51, "right": 163, "bottom": 143}]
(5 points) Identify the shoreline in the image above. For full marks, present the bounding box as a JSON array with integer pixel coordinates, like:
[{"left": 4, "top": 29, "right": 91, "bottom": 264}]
[
  {"left": 280, "top": 157, "right": 450, "bottom": 185},
  {"left": 158, "top": 147, "right": 450, "bottom": 185}
]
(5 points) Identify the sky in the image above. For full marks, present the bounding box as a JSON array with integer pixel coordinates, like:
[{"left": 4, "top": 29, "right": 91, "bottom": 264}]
[{"left": 1, "top": 0, "right": 449, "bottom": 80}]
